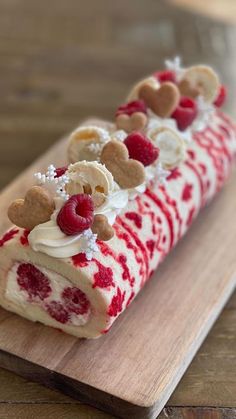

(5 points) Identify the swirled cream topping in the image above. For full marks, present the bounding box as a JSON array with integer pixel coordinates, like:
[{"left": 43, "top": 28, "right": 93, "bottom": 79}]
[
  {"left": 28, "top": 212, "right": 98, "bottom": 260},
  {"left": 28, "top": 184, "right": 129, "bottom": 259},
  {"left": 94, "top": 185, "right": 129, "bottom": 225}
]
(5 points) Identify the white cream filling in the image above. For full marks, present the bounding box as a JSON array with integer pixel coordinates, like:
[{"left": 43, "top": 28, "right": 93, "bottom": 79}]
[{"left": 6, "top": 262, "right": 91, "bottom": 326}]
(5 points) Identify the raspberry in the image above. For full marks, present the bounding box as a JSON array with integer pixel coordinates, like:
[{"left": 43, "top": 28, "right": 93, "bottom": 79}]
[
  {"left": 115, "top": 100, "right": 147, "bottom": 117},
  {"left": 124, "top": 132, "right": 159, "bottom": 166},
  {"left": 57, "top": 194, "right": 94, "bottom": 236},
  {"left": 214, "top": 85, "right": 227, "bottom": 108},
  {"left": 171, "top": 97, "right": 198, "bottom": 131},
  {"left": 55, "top": 166, "right": 68, "bottom": 178},
  {"left": 17, "top": 263, "right": 52, "bottom": 301},
  {"left": 153, "top": 70, "right": 176, "bottom": 84},
  {"left": 45, "top": 301, "right": 69, "bottom": 324},
  {"left": 62, "top": 287, "right": 90, "bottom": 315}
]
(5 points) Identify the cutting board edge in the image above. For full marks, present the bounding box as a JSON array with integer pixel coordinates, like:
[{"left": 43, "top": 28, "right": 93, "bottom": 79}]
[{"left": 0, "top": 347, "right": 157, "bottom": 419}]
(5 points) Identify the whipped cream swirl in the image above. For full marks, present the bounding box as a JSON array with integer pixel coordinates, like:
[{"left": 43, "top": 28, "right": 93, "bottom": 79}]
[
  {"left": 28, "top": 212, "right": 98, "bottom": 260},
  {"left": 28, "top": 186, "right": 128, "bottom": 259}
]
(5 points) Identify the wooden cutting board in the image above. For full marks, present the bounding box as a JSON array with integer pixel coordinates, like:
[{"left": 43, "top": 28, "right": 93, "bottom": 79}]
[{"left": 0, "top": 120, "right": 235, "bottom": 419}]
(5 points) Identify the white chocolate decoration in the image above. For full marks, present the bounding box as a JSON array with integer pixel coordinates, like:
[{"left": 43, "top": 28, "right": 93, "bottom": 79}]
[
  {"left": 66, "top": 161, "right": 114, "bottom": 197},
  {"left": 68, "top": 126, "right": 110, "bottom": 163},
  {"left": 181, "top": 65, "right": 220, "bottom": 104},
  {"left": 148, "top": 127, "right": 186, "bottom": 169}
]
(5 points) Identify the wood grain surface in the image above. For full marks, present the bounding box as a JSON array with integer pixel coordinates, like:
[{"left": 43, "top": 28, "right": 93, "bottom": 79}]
[
  {"left": 170, "top": 0, "right": 236, "bottom": 23},
  {"left": 0, "top": 1, "right": 236, "bottom": 418}
]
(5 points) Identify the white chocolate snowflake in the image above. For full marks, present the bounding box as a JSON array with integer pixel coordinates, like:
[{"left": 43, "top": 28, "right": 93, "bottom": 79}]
[
  {"left": 165, "top": 56, "right": 185, "bottom": 81},
  {"left": 79, "top": 229, "right": 99, "bottom": 260},
  {"left": 34, "top": 165, "right": 70, "bottom": 201}
]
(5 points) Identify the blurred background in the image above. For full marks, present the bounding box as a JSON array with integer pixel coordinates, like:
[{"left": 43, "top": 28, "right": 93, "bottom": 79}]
[
  {"left": 0, "top": 0, "right": 236, "bottom": 190},
  {"left": 0, "top": 1, "right": 236, "bottom": 418}
]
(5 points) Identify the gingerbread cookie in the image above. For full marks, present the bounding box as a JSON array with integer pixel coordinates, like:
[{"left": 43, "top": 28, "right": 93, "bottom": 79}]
[
  {"left": 91, "top": 214, "right": 114, "bottom": 241},
  {"left": 100, "top": 140, "right": 145, "bottom": 189},
  {"left": 8, "top": 186, "right": 55, "bottom": 230},
  {"left": 115, "top": 112, "right": 147, "bottom": 133},
  {"left": 139, "top": 82, "right": 180, "bottom": 118}
]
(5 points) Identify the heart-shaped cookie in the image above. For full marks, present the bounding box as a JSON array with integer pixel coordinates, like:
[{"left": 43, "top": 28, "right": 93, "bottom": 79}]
[
  {"left": 100, "top": 140, "right": 145, "bottom": 189},
  {"left": 178, "top": 79, "right": 200, "bottom": 99},
  {"left": 91, "top": 214, "right": 114, "bottom": 241},
  {"left": 138, "top": 81, "right": 180, "bottom": 118},
  {"left": 8, "top": 186, "right": 55, "bottom": 230},
  {"left": 115, "top": 112, "right": 147, "bottom": 133}
]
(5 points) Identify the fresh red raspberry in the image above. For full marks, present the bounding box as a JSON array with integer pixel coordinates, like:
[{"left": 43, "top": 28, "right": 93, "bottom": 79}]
[
  {"left": 115, "top": 100, "right": 147, "bottom": 117},
  {"left": 45, "top": 301, "right": 69, "bottom": 324},
  {"left": 62, "top": 287, "right": 90, "bottom": 315},
  {"left": 153, "top": 70, "right": 176, "bottom": 83},
  {"left": 57, "top": 194, "right": 94, "bottom": 236},
  {"left": 171, "top": 97, "right": 198, "bottom": 131},
  {"left": 17, "top": 263, "right": 52, "bottom": 301},
  {"left": 54, "top": 166, "right": 68, "bottom": 178},
  {"left": 214, "top": 85, "right": 227, "bottom": 107},
  {"left": 124, "top": 132, "right": 159, "bottom": 166}
]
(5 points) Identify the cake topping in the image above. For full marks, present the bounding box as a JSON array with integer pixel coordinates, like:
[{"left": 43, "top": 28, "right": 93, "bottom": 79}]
[
  {"left": 138, "top": 82, "right": 180, "bottom": 118},
  {"left": 178, "top": 65, "right": 220, "bottom": 104},
  {"left": 67, "top": 126, "right": 110, "bottom": 163},
  {"left": 214, "top": 85, "right": 227, "bottom": 108},
  {"left": 28, "top": 215, "right": 98, "bottom": 260},
  {"left": 115, "top": 99, "right": 147, "bottom": 117},
  {"left": 91, "top": 214, "right": 114, "bottom": 241},
  {"left": 34, "top": 164, "right": 69, "bottom": 201},
  {"left": 127, "top": 76, "right": 160, "bottom": 102},
  {"left": 178, "top": 79, "right": 200, "bottom": 99},
  {"left": 165, "top": 56, "right": 184, "bottom": 81},
  {"left": 54, "top": 166, "right": 68, "bottom": 178},
  {"left": 8, "top": 186, "right": 55, "bottom": 230},
  {"left": 171, "top": 97, "right": 198, "bottom": 131},
  {"left": 100, "top": 139, "right": 146, "bottom": 189},
  {"left": 124, "top": 131, "right": 159, "bottom": 166},
  {"left": 154, "top": 69, "right": 176, "bottom": 84},
  {"left": 116, "top": 112, "right": 147, "bottom": 133},
  {"left": 148, "top": 127, "right": 186, "bottom": 169},
  {"left": 66, "top": 161, "right": 114, "bottom": 209},
  {"left": 57, "top": 194, "right": 94, "bottom": 236}
]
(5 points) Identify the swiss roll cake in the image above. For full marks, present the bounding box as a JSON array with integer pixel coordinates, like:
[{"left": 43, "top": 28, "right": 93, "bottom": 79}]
[{"left": 0, "top": 59, "right": 235, "bottom": 338}]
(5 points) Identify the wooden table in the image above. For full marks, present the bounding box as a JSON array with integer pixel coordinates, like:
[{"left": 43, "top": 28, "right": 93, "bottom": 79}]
[{"left": 0, "top": 1, "right": 235, "bottom": 417}]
